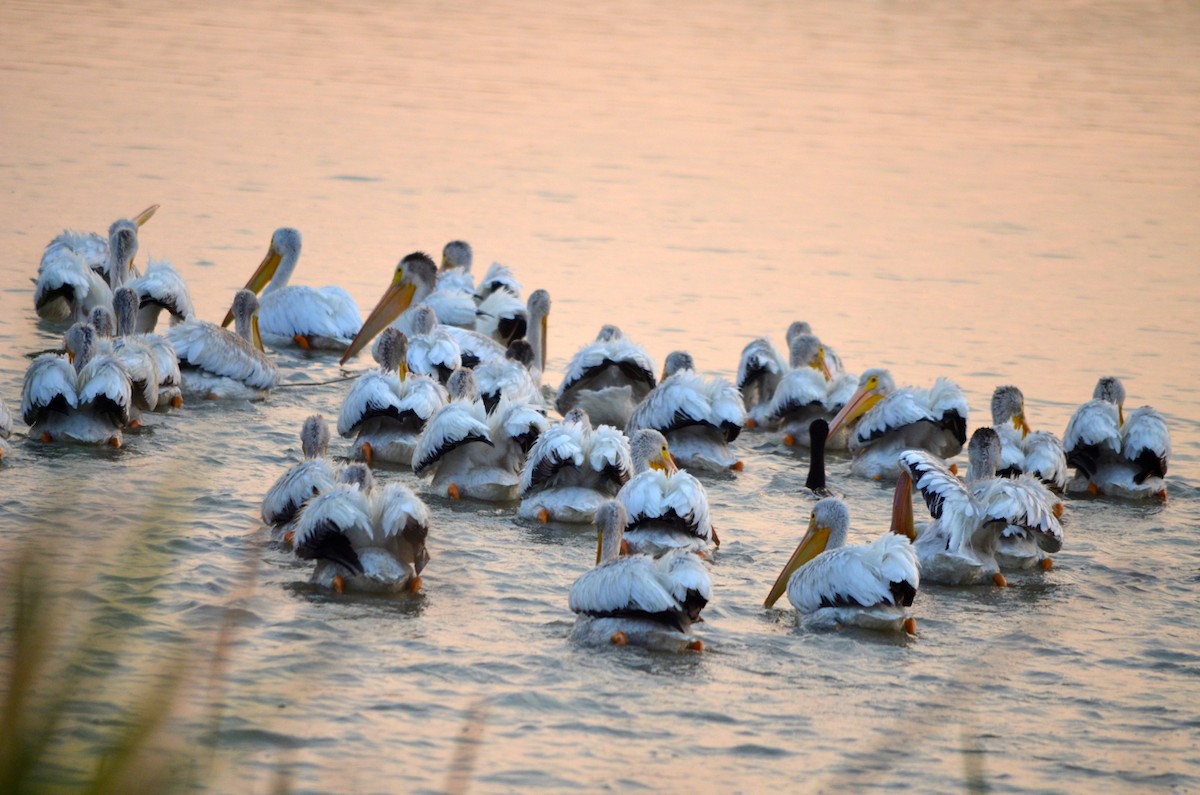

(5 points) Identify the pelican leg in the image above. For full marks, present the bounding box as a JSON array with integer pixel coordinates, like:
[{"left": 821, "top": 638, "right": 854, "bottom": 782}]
[
  {"left": 686, "top": 639, "right": 705, "bottom": 652},
  {"left": 41, "top": 432, "right": 52, "bottom": 443},
  {"left": 1087, "top": 482, "right": 1099, "bottom": 496},
  {"left": 903, "top": 617, "right": 917, "bottom": 635},
  {"left": 362, "top": 441, "right": 373, "bottom": 467},
  {"left": 447, "top": 483, "right": 460, "bottom": 499},
  {"left": 108, "top": 437, "right": 121, "bottom": 448},
  {"left": 610, "top": 631, "right": 628, "bottom": 646},
  {"left": 129, "top": 418, "right": 141, "bottom": 429},
  {"left": 537, "top": 508, "right": 549, "bottom": 524},
  {"left": 1040, "top": 558, "right": 1053, "bottom": 571},
  {"left": 408, "top": 576, "right": 423, "bottom": 594},
  {"left": 783, "top": 433, "right": 795, "bottom": 446},
  {"left": 332, "top": 575, "right": 345, "bottom": 594},
  {"left": 745, "top": 418, "right": 757, "bottom": 429},
  {"left": 731, "top": 460, "right": 744, "bottom": 471},
  {"left": 171, "top": 395, "right": 184, "bottom": 408},
  {"left": 293, "top": 334, "right": 312, "bottom": 350},
  {"left": 992, "top": 572, "right": 1008, "bottom": 587}
]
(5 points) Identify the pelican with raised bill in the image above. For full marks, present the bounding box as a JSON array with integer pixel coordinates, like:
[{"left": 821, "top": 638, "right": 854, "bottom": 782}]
[
  {"left": 1063, "top": 376, "right": 1170, "bottom": 500},
  {"left": 616, "top": 429, "right": 718, "bottom": 557},
  {"left": 556, "top": 325, "right": 656, "bottom": 430},
  {"left": 626, "top": 351, "right": 745, "bottom": 473},
  {"left": 34, "top": 206, "right": 156, "bottom": 325},
  {"left": 518, "top": 408, "right": 632, "bottom": 524},
  {"left": 223, "top": 228, "right": 361, "bottom": 351},
  {"left": 764, "top": 487, "right": 919, "bottom": 634},
  {"left": 262, "top": 415, "right": 339, "bottom": 546},
  {"left": 338, "top": 328, "right": 448, "bottom": 467},
  {"left": 568, "top": 501, "right": 710, "bottom": 652},
  {"left": 168, "top": 290, "right": 278, "bottom": 400},
  {"left": 899, "top": 428, "right": 1063, "bottom": 585},
  {"left": 826, "top": 369, "right": 968, "bottom": 480}
]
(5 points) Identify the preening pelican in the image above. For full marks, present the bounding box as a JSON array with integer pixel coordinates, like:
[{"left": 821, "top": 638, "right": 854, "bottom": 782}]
[
  {"left": 475, "top": 339, "right": 545, "bottom": 414},
  {"left": 518, "top": 408, "right": 632, "bottom": 523},
  {"left": 262, "top": 415, "right": 339, "bottom": 544},
  {"left": 556, "top": 325, "right": 656, "bottom": 429},
  {"left": 827, "top": 369, "right": 968, "bottom": 479},
  {"left": 126, "top": 258, "right": 195, "bottom": 333},
  {"left": 568, "top": 501, "right": 710, "bottom": 652},
  {"left": 737, "top": 336, "right": 786, "bottom": 429},
  {"left": 1063, "top": 376, "right": 1170, "bottom": 499},
  {"left": 616, "top": 429, "right": 718, "bottom": 557},
  {"left": 990, "top": 385, "right": 1067, "bottom": 490},
  {"left": 22, "top": 322, "right": 131, "bottom": 446},
  {"left": 763, "top": 490, "right": 919, "bottom": 634},
  {"left": 786, "top": 321, "right": 845, "bottom": 375},
  {"left": 626, "top": 351, "right": 744, "bottom": 472},
  {"left": 766, "top": 333, "right": 857, "bottom": 449},
  {"left": 400, "top": 305, "right": 463, "bottom": 384},
  {"left": 293, "top": 478, "right": 431, "bottom": 595},
  {"left": 899, "top": 428, "right": 1063, "bottom": 585},
  {"left": 412, "top": 367, "right": 547, "bottom": 500},
  {"left": 223, "top": 228, "right": 361, "bottom": 350},
  {"left": 34, "top": 208, "right": 154, "bottom": 324},
  {"left": 338, "top": 329, "right": 448, "bottom": 466},
  {"left": 168, "top": 290, "right": 278, "bottom": 400}
]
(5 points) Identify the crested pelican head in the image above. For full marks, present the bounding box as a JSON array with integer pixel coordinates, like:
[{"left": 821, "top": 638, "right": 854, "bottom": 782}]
[
  {"left": 505, "top": 339, "right": 535, "bottom": 369},
  {"left": 827, "top": 368, "right": 894, "bottom": 439},
  {"left": 223, "top": 227, "right": 302, "bottom": 327},
  {"left": 788, "top": 333, "right": 831, "bottom": 380},
  {"left": 446, "top": 366, "right": 478, "bottom": 401},
  {"left": 966, "top": 426, "right": 1003, "bottom": 483},
  {"left": 526, "top": 289, "right": 551, "bottom": 373},
  {"left": 629, "top": 429, "right": 678, "bottom": 475},
  {"left": 596, "top": 324, "right": 623, "bottom": 343},
  {"left": 374, "top": 328, "right": 409, "bottom": 380},
  {"left": 594, "top": 500, "right": 629, "bottom": 564},
  {"left": 662, "top": 350, "right": 695, "bottom": 381},
  {"left": 299, "top": 414, "right": 331, "bottom": 459},
  {"left": 229, "top": 289, "right": 265, "bottom": 352},
  {"left": 89, "top": 305, "right": 115, "bottom": 339},
  {"left": 764, "top": 497, "right": 851, "bottom": 608},
  {"left": 441, "top": 240, "right": 472, "bottom": 273},
  {"left": 338, "top": 462, "right": 376, "bottom": 491},
  {"left": 106, "top": 219, "right": 140, "bottom": 288},
  {"left": 785, "top": 320, "right": 813, "bottom": 347},
  {"left": 991, "top": 385, "right": 1029, "bottom": 438},
  {"left": 113, "top": 287, "right": 139, "bottom": 338},
  {"left": 340, "top": 252, "right": 437, "bottom": 365},
  {"left": 1093, "top": 376, "right": 1126, "bottom": 425}
]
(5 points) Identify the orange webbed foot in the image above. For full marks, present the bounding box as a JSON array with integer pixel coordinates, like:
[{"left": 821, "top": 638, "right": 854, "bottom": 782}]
[
  {"left": 619, "top": 539, "right": 630, "bottom": 556},
  {"left": 903, "top": 617, "right": 917, "bottom": 635},
  {"left": 408, "top": 576, "right": 423, "bottom": 594},
  {"left": 128, "top": 418, "right": 141, "bottom": 430},
  {"left": 1040, "top": 557, "right": 1053, "bottom": 571},
  {"left": 1052, "top": 501, "right": 1064, "bottom": 518},
  {"left": 992, "top": 572, "right": 1008, "bottom": 587},
  {"left": 731, "top": 460, "right": 744, "bottom": 472},
  {"left": 537, "top": 508, "right": 549, "bottom": 524},
  {"left": 1087, "top": 482, "right": 1099, "bottom": 496},
  {"left": 332, "top": 575, "right": 345, "bottom": 594},
  {"left": 745, "top": 418, "right": 757, "bottom": 430},
  {"left": 949, "top": 463, "right": 959, "bottom": 476},
  {"left": 171, "top": 395, "right": 183, "bottom": 409},
  {"left": 361, "top": 441, "right": 373, "bottom": 467},
  {"left": 108, "top": 437, "right": 121, "bottom": 448},
  {"left": 783, "top": 433, "right": 795, "bottom": 447},
  {"left": 447, "top": 483, "right": 460, "bottom": 499},
  {"left": 283, "top": 530, "right": 295, "bottom": 547},
  {"left": 41, "top": 432, "right": 52, "bottom": 443},
  {"left": 293, "top": 335, "right": 312, "bottom": 350},
  {"left": 686, "top": 639, "right": 705, "bottom": 652},
  {"left": 611, "top": 631, "right": 628, "bottom": 646}
]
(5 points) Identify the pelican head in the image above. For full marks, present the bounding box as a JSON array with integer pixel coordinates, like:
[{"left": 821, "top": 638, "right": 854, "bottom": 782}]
[
  {"left": 64, "top": 322, "right": 97, "bottom": 371},
  {"left": 230, "top": 289, "right": 265, "bottom": 352},
  {"left": 526, "top": 289, "right": 551, "bottom": 373},
  {"left": 764, "top": 497, "right": 850, "bottom": 608},
  {"left": 563, "top": 407, "right": 590, "bottom": 426},
  {"left": 441, "top": 240, "right": 472, "bottom": 272},
  {"left": 662, "top": 351, "right": 695, "bottom": 381},
  {"left": 966, "top": 426, "right": 1002, "bottom": 483},
  {"left": 785, "top": 320, "right": 813, "bottom": 347},
  {"left": 827, "top": 368, "right": 894, "bottom": 439},
  {"left": 1094, "top": 376, "right": 1126, "bottom": 425},
  {"left": 505, "top": 339, "right": 535, "bottom": 368},
  {"left": 596, "top": 324, "right": 623, "bottom": 343},
  {"left": 113, "top": 287, "right": 139, "bottom": 338},
  {"left": 991, "top": 385, "right": 1029, "bottom": 438},
  {"left": 594, "top": 500, "right": 629, "bottom": 565},
  {"left": 788, "top": 333, "right": 831, "bottom": 379},
  {"left": 300, "top": 414, "right": 331, "bottom": 459},
  {"left": 338, "top": 462, "right": 376, "bottom": 491},
  {"left": 446, "top": 366, "right": 478, "bottom": 401},
  {"left": 106, "top": 219, "right": 140, "bottom": 287},
  {"left": 89, "top": 305, "right": 115, "bottom": 339},
  {"left": 340, "top": 252, "right": 436, "bottom": 365},
  {"left": 629, "top": 429, "right": 678, "bottom": 475},
  {"left": 374, "top": 328, "right": 409, "bottom": 379},
  {"left": 222, "top": 227, "right": 302, "bottom": 327}
]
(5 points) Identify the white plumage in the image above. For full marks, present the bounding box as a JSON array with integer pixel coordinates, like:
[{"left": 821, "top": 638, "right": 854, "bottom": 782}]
[
  {"left": 167, "top": 291, "right": 277, "bottom": 400},
  {"left": 22, "top": 325, "right": 131, "bottom": 446},
  {"left": 556, "top": 326, "right": 657, "bottom": 429},
  {"left": 518, "top": 410, "right": 631, "bottom": 523},
  {"left": 126, "top": 258, "right": 194, "bottom": 333},
  {"left": 1063, "top": 377, "right": 1170, "bottom": 499},
  {"left": 737, "top": 336, "right": 786, "bottom": 427},
  {"left": 262, "top": 415, "right": 338, "bottom": 539}
]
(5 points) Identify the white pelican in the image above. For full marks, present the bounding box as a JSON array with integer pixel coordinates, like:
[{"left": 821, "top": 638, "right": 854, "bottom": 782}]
[
  {"left": 1063, "top": 376, "right": 1170, "bottom": 500},
  {"left": 475, "top": 339, "right": 545, "bottom": 414},
  {"left": 616, "top": 429, "right": 718, "bottom": 557},
  {"left": 168, "top": 290, "right": 278, "bottom": 400},
  {"left": 293, "top": 478, "right": 431, "bottom": 595},
  {"left": 108, "top": 289, "right": 160, "bottom": 425},
  {"left": 737, "top": 336, "right": 786, "bottom": 429},
  {"left": 556, "top": 325, "right": 656, "bottom": 429},
  {"left": 899, "top": 428, "right": 1063, "bottom": 585},
  {"left": 827, "top": 369, "right": 968, "bottom": 480},
  {"left": 473, "top": 262, "right": 527, "bottom": 346},
  {"left": 126, "top": 258, "right": 195, "bottom": 333},
  {"left": 766, "top": 334, "right": 857, "bottom": 449},
  {"left": 412, "top": 367, "right": 547, "bottom": 500},
  {"left": 34, "top": 208, "right": 155, "bottom": 324},
  {"left": 989, "top": 385, "right": 1067, "bottom": 490},
  {"left": 338, "top": 329, "right": 448, "bottom": 467},
  {"left": 98, "top": 299, "right": 181, "bottom": 411},
  {"left": 568, "top": 501, "right": 710, "bottom": 652},
  {"left": 626, "top": 351, "right": 745, "bottom": 472},
  {"left": 525, "top": 289, "right": 551, "bottom": 386},
  {"left": 518, "top": 408, "right": 632, "bottom": 523},
  {"left": 438, "top": 239, "right": 477, "bottom": 295},
  {"left": 400, "top": 305, "right": 463, "bottom": 384},
  {"left": 223, "top": 228, "right": 361, "bottom": 350},
  {"left": 0, "top": 396, "right": 12, "bottom": 462},
  {"left": 763, "top": 491, "right": 919, "bottom": 634},
  {"left": 22, "top": 322, "right": 131, "bottom": 447},
  {"left": 262, "top": 415, "right": 339, "bottom": 544}
]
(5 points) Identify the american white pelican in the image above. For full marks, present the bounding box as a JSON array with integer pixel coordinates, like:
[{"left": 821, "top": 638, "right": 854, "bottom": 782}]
[
  {"left": 989, "top": 385, "right": 1067, "bottom": 490},
  {"left": 616, "top": 429, "right": 718, "bottom": 557},
  {"left": 99, "top": 294, "right": 182, "bottom": 411},
  {"left": 475, "top": 339, "right": 545, "bottom": 414},
  {"left": 108, "top": 288, "right": 161, "bottom": 425},
  {"left": 0, "top": 396, "right": 12, "bottom": 462},
  {"left": 556, "top": 325, "right": 656, "bottom": 429},
  {"left": 568, "top": 501, "right": 710, "bottom": 652},
  {"left": 168, "top": 290, "right": 278, "bottom": 400},
  {"left": 22, "top": 322, "right": 131, "bottom": 447},
  {"left": 126, "top": 258, "right": 195, "bottom": 333},
  {"left": 763, "top": 491, "right": 919, "bottom": 634},
  {"left": 293, "top": 478, "right": 431, "bottom": 595},
  {"left": 262, "top": 415, "right": 339, "bottom": 545},
  {"left": 438, "top": 240, "right": 477, "bottom": 294},
  {"left": 518, "top": 408, "right": 632, "bottom": 523},
  {"left": 786, "top": 320, "right": 845, "bottom": 375},
  {"left": 223, "top": 228, "right": 361, "bottom": 351},
  {"left": 626, "top": 351, "right": 745, "bottom": 473},
  {"left": 338, "top": 329, "right": 448, "bottom": 467},
  {"left": 737, "top": 336, "right": 786, "bottom": 429},
  {"left": 525, "top": 289, "right": 551, "bottom": 386},
  {"left": 473, "top": 262, "right": 527, "bottom": 346},
  {"left": 412, "top": 367, "right": 547, "bottom": 501},
  {"left": 899, "top": 428, "right": 1063, "bottom": 585},
  {"left": 1063, "top": 376, "right": 1170, "bottom": 500},
  {"left": 399, "top": 305, "right": 463, "bottom": 384},
  {"left": 766, "top": 334, "right": 857, "bottom": 449},
  {"left": 827, "top": 369, "right": 968, "bottom": 480},
  {"left": 34, "top": 208, "right": 155, "bottom": 324}
]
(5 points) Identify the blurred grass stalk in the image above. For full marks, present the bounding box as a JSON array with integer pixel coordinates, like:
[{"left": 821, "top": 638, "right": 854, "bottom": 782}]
[{"left": 0, "top": 469, "right": 259, "bottom": 793}]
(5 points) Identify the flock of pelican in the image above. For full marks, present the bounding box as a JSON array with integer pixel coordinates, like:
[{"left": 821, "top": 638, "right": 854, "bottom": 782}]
[{"left": 6, "top": 206, "right": 1175, "bottom": 653}]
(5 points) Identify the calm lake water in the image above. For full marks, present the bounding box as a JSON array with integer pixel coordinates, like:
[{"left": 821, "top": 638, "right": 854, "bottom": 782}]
[{"left": 2, "top": 1, "right": 1199, "bottom": 791}]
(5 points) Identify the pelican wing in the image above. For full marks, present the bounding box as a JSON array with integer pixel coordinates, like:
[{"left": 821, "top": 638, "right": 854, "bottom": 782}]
[
  {"left": 127, "top": 258, "right": 194, "bottom": 330},
  {"left": 898, "top": 449, "right": 974, "bottom": 522},
  {"left": 824, "top": 372, "right": 859, "bottom": 411},
  {"left": 520, "top": 421, "right": 586, "bottom": 495},
  {"left": 262, "top": 459, "right": 337, "bottom": 526},
  {"left": 569, "top": 555, "right": 684, "bottom": 629},
  {"left": 1022, "top": 430, "right": 1068, "bottom": 489},
  {"left": 34, "top": 247, "right": 110, "bottom": 322},
  {"left": 424, "top": 287, "right": 478, "bottom": 329},
  {"left": 260, "top": 285, "right": 361, "bottom": 342},
  {"left": 619, "top": 470, "right": 715, "bottom": 544},
  {"left": 407, "top": 329, "right": 462, "bottom": 380},
  {"left": 371, "top": 481, "right": 431, "bottom": 541},
  {"left": 627, "top": 373, "right": 710, "bottom": 434},
  {"left": 655, "top": 550, "right": 712, "bottom": 621},
  {"left": 338, "top": 370, "right": 403, "bottom": 436},
  {"left": 412, "top": 402, "right": 492, "bottom": 475},
  {"left": 77, "top": 354, "right": 132, "bottom": 428},
  {"left": 737, "top": 337, "right": 785, "bottom": 393},
  {"left": 585, "top": 424, "right": 633, "bottom": 488},
  {"left": 972, "top": 474, "right": 1063, "bottom": 553},
  {"left": 143, "top": 334, "right": 182, "bottom": 389},
  {"left": 397, "top": 376, "right": 448, "bottom": 423},
  {"left": 926, "top": 378, "right": 969, "bottom": 444},
  {"left": 767, "top": 368, "right": 827, "bottom": 422},
  {"left": 22, "top": 355, "right": 79, "bottom": 426},
  {"left": 789, "top": 534, "right": 919, "bottom": 613},
  {"left": 166, "top": 320, "right": 278, "bottom": 390},
  {"left": 112, "top": 338, "right": 160, "bottom": 411},
  {"left": 854, "top": 387, "right": 934, "bottom": 444},
  {"left": 474, "top": 261, "right": 522, "bottom": 300},
  {"left": 1063, "top": 399, "right": 1121, "bottom": 477},
  {"left": 1121, "top": 406, "right": 1170, "bottom": 482},
  {"left": 293, "top": 487, "right": 373, "bottom": 573},
  {"left": 993, "top": 422, "right": 1027, "bottom": 476},
  {"left": 475, "top": 359, "right": 541, "bottom": 413},
  {"left": 38, "top": 229, "right": 108, "bottom": 276},
  {"left": 494, "top": 399, "right": 549, "bottom": 455},
  {"left": 443, "top": 326, "right": 506, "bottom": 369},
  {"left": 474, "top": 289, "right": 527, "bottom": 344},
  {"left": 557, "top": 338, "right": 657, "bottom": 410}
]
